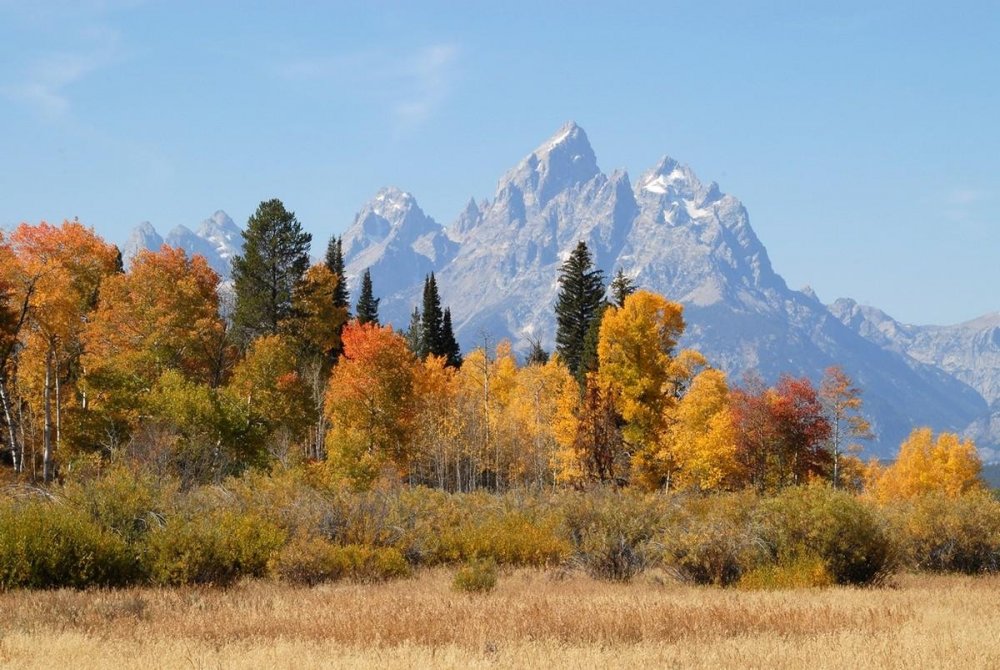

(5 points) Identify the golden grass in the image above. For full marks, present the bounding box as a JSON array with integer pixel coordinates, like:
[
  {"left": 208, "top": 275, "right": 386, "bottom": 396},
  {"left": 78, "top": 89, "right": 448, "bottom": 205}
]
[{"left": 0, "top": 570, "right": 998, "bottom": 669}]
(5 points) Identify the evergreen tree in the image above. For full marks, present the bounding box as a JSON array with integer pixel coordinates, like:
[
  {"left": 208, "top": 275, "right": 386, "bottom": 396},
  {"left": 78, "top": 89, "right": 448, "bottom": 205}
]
[
  {"left": 231, "top": 198, "right": 311, "bottom": 344},
  {"left": 441, "top": 307, "right": 462, "bottom": 367},
  {"left": 419, "top": 273, "right": 445, "bottom": 358},
  {"left": 324, "top": 235, "right": 350, "bottom": 314},
  {"left": 609, "top": 268, "right": 636, "bottom": 307},
  {"left": 555, "top": 241, "right": 605, "bottom": 379},
  {"left": 525, "top": 336, "right": 549, "bottom": 366},
  {"left": 577, "top": 301, "right": 610, "bottom": 383},
  {"left": 355, "top": 268, "right": 380, "bottom": 325},
  {"left": 404, "top": 306, "right": 423, "bottom": 354}
]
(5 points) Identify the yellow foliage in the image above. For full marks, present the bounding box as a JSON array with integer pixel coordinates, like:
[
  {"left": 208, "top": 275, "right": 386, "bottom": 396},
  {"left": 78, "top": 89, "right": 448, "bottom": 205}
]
[
  {"left": 661, "top": 368, "right": 741, "bottom": 491},
  {"left": 872, "top": 427, "right": 983, "bottom": 501}
]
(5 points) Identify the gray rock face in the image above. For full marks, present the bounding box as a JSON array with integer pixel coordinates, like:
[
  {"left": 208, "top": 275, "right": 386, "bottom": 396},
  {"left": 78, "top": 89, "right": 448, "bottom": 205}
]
[
  {"left": 334, "top": 122, "right": 995, "bottom": 457},
  {"left": 121, "top": 211, "right": 242, "bottom": 279},
  {"left": 831, "top": 298, "right": 1000, "bottom": 458}
]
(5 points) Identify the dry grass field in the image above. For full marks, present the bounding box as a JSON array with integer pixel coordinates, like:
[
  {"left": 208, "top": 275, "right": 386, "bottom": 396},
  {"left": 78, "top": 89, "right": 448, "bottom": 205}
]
[{"left": 0, "top": 570, "right": 998, "bottom": 669}]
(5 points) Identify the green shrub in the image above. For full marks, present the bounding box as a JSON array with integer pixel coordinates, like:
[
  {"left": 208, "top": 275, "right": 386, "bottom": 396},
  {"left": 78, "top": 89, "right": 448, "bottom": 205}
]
[
  {"left": 271, "top": 537, "right": 410, "bottom": 585},
  {"left": 757, "top": 485, "right": 895, "bottom": 586},
  {"left": 882, "top": 491, "right": 1000, "bottom": 573},
  {"left": 148, "top": 509, "right": 285, "bottom": 586},
  {"left": 662, "top": 491, "right": 762, "bottom": 586},
  {"left": 561, "top": 489, "right": 669, "bottom": 581},
  {"left": 0, "top": 501, "right": 137, "bottom": 589},
  {"left": 453, "top": 559, "right": 498, "bottom": 593},
  {"left": 64, "top": 466, "right": 169, "bottom": 546},
  {"left": 737, "top": 553, "right": 833, "bottom": 590}
]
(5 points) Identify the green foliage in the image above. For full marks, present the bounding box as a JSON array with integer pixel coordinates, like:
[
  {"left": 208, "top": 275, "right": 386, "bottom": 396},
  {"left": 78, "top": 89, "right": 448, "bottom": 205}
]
[
  {"left": 662, "top": 491, "right": 762, "bottom": 586},
  {"left": 355, "top": 268, "right": 380, "bottom": 325},
  {"left": 272, "top": 537, "right": 409, "bottom": 585},
  {"left": 757, "top": 485, "right": 895, "bottom": 585},
  {"left": 555, "top": 240, "right": 605, "bottom": 378},
  {"left": 63, "top": 465, "right": 167, "bottom": 547},
  {"left": 148, "top": 509, "right": 285, "bottom": 586},
  {"left": 324, "top": 235, "right": 350, "bottom": 314},
  {"left": 737, "top": 553, "right": 833, "bottom": 590},
  {"left": 452, "top": 558, "right": 498, "bottom": 593},
  {"left": 232, "top": 198, "right": 311, "bottom": 344},
  {"left": 561, "top": 489, "right": 667, "bottom": 581},
  {"left": 0, "top": 501, "right": 136, "bottom": 589},
  {"left": 882, "top": 491, "right": 1000, "bottom": 573}
]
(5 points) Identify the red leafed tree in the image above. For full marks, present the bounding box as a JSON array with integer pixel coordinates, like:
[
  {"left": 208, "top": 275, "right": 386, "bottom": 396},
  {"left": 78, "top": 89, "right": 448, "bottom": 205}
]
[{"left": 731, "top": 374, "right": 831, "bottom": 492}]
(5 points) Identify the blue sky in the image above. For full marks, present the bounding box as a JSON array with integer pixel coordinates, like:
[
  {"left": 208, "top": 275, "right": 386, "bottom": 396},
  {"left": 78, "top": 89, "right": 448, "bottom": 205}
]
[{"left": 1, "top": 1, "right": 997, "bottom": 325}]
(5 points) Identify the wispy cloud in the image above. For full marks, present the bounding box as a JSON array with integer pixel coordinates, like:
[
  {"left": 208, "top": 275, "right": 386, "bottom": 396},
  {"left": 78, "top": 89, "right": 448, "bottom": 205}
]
[
  {"left": 943, "top": 187, "right": 993, "bottom": 224},
  {"left": 1, "top": 9, "right": 123, "bottom": 120},
  {"left": 276, "top": 43, "right": 461, "bottom": 130}
]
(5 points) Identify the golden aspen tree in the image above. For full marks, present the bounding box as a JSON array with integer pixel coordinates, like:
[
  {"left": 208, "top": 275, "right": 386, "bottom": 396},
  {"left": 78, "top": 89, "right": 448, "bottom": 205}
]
[
  {"left": 596, "top": 290, "right": 689, "bottom": 489},
  {"left": 873, "top": 428, "right": 983, "bottom": 500},
  {"left": 506, "top": 355, "right": 576, "bottom": 487},
  {"left": 411, "top": 354, "right": 460, "bottom": 488},
  {"left": 659, "top": 368, "right": 740, "bottom": 491}
]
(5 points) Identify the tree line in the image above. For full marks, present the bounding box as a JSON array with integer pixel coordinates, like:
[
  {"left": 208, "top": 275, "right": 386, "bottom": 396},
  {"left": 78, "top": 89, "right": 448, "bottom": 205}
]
[{"left": 0, "top": 201, "right": 984, "bottom": 500}]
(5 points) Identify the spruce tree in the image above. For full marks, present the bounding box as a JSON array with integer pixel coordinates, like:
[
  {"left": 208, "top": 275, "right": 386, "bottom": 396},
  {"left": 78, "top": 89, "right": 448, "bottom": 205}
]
[
  {"left": 577, "top": 301, "right": 610, "bottom": 383},
  {"left": 441, "top": 307, "right": 462, "bottom": 367},
  {"left": 525, "top": 336, "right": 549, "bottom": 366},
  {"left": 231, "top": 198, "right": 311, "bottom": 344},
  {"left": 609, "top": 268, "right": 636, "bottom": 307},
  {"left": 555, "top": 241, "right": 605, "bottom": 379},
  {"left": 324, "top": 235, "right": 350, "bottom": 314},
  {"left": 404, "top": 306, "right": 423, "bottom": 354},
  {"left": 419, "top": 273, "right": 445, "bottom": 358},
  {"left": 355, "top": 268, "right": 380, "bottom": 325}
]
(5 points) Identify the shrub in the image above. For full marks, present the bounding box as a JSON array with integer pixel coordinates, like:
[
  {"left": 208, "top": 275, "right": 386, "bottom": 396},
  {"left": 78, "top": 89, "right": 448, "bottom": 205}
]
[
  {"left": 453, "top": 559, "right": 498, "bottom": 593},
  {"left": 271, "top": 537, "right": 410, "bottom": 585},
  {"left": 757, "top": 485, "right": 895, "bottom": 586},
  {"left": 882, "top": 491, "right": 1000, "bottom": 573},
  {"left": 63, "top": 466, "right": 169, "bottom": 546},
  {"left": 560, "top": 489, "right": 669, "bottom": 581},
  {"left": 737, "top": 553, "right": 833, "bottom": 590},
  {"left": 662, "top": 491, "right": 763, "bottom": 586},
  {"left": 0, "top": 501, "right": 136, "bottom": 589},
  {"left": 148, "top": 509, "right": 285, "bottom": 586}
]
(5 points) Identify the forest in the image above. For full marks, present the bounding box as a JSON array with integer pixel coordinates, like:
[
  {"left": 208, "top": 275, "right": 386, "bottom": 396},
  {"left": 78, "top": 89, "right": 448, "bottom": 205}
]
[{"left": 0, "top": 200, "right": 997, "bottom": 595}]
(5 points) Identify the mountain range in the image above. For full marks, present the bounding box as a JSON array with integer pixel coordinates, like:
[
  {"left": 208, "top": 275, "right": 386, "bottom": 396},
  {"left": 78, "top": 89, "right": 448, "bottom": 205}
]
[{"left": 122, "top": 122, "right": 999, "bottom": 460}]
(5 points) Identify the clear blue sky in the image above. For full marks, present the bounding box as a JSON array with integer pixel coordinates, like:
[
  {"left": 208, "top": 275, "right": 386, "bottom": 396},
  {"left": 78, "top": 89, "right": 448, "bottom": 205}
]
[{"left": 1, "top": 1, "right": 997, "bottom": 325}]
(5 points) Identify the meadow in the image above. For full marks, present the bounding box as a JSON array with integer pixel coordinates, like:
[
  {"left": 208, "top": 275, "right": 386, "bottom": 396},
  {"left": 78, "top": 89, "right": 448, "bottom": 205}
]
[{"left": 0, "top": 570, "right": 998, "bottom": 669}]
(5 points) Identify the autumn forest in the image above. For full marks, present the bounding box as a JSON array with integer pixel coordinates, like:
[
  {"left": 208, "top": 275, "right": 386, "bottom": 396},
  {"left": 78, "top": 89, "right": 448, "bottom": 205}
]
[{"left": 0, "top": 200, "right": 997, "bottom": 602}]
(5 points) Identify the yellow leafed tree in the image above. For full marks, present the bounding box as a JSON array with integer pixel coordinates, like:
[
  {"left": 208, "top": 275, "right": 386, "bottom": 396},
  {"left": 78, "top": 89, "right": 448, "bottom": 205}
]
[
  {"left": 872, "top": 427, "right": 983, "bottom": 500},
  {"left": 659, "top": 368, "right": 740, "bottom": 491}
]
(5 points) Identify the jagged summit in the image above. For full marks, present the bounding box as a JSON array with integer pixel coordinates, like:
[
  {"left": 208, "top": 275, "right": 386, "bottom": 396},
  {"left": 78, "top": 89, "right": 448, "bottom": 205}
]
[
  {"left": 334, "top": 122, "right": 995, "bottom": 457},
  {"left": 497, "top": 121, "right": 601, "bottom": 210},
  {"left": 121, "top": 211, "right": 242, "bottom": 278}
]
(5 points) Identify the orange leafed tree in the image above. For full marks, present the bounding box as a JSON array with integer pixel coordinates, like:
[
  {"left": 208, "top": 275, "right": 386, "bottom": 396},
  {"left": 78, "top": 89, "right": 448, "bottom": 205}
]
[
  {"left": 80, "top": 246, "right": 227, "bottom": 452},
  {"left": 10, "top": 220, "right": 120, "bottom": 479},
  {"left": 324, "top": 321, "right": 417, "bottom": 488}
]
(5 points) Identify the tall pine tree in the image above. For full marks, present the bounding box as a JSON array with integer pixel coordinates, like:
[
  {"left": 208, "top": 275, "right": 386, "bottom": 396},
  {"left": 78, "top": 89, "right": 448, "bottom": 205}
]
[
  {"left": 324, "top": 235, "right": 350, "bottom": 314},
  {"left": 355, "top": 268, "right": 380, "bottom": 325},
  {"left": 404, "top": 306, "right": 423, "bottom": 354},
  {"left": 231, "top": 198, "right": 311, "bottom": 345},
  {"left": 555, "top": 241, "right": 605, "bottom": 379},
  {"left": 609, "top": 268, "right": 636, "bottom": 307},
  {"left": 419, "top": 273, "right": 444, "bottom": 358},
  {"left": 441, "top": 307, "right": 462, "bottom": 368}
]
